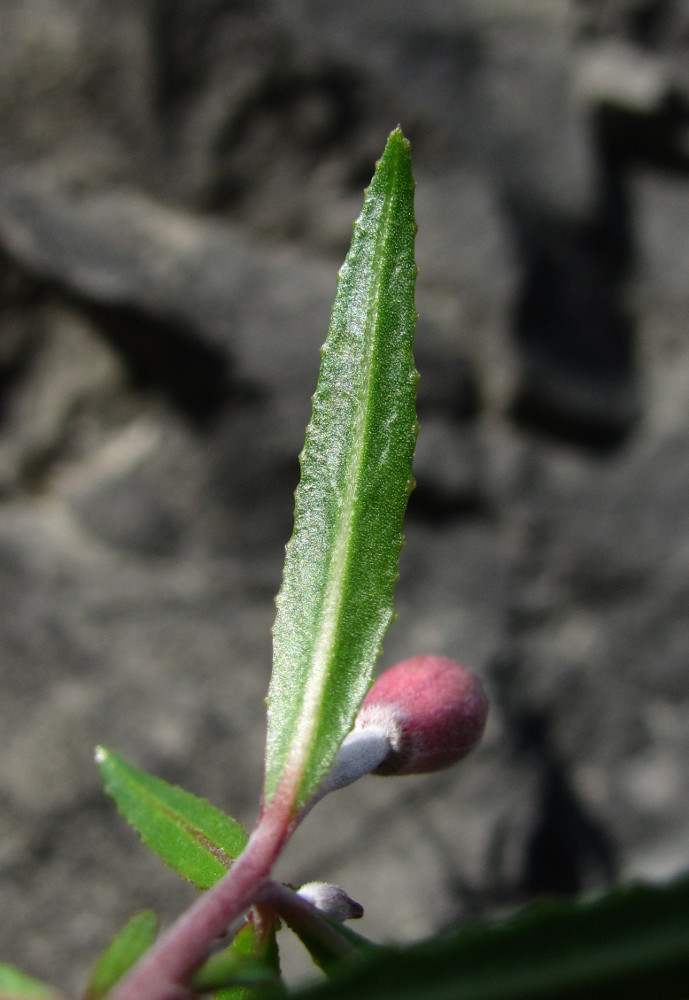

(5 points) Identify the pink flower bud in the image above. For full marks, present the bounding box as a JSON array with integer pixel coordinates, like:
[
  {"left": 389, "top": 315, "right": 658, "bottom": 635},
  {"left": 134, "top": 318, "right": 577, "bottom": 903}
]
[{"left": 354, "top": 655, "right": 488, "bottom": 775}]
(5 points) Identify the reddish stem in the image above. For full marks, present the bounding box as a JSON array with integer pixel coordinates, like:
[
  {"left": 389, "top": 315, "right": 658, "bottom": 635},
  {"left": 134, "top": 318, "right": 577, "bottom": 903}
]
[
  {"left": 109, "top": 788, "right": 296, "bottom": 1000},
  {"left": 259, "top": 882, "right": 358, "bottom": 963}
]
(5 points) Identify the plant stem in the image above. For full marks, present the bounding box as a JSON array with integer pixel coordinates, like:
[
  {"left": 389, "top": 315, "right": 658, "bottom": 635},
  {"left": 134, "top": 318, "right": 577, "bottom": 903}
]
[
  {"left": 109, "top": 789, "right": 295, "bottom": 1000},
  {"left": 260, "top": 882, "right": 359, "bottom": 964}
]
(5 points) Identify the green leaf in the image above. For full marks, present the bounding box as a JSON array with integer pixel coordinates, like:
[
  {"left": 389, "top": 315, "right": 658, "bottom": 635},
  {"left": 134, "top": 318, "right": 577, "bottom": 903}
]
[
  {"left": 282, "top": 874, "right": 689, "bottom": 1000},
  {"left": 85, "top": 911, "right": 158, "bottom": 1000},
  {"left": 265, "top": 128, "right": 418, "bottom": 811},
  {"left": 193, "top": 917, "right": 282, "bottom": 1000},
  {"left": 0, "top": 964, "right": 61, "bottom": 1000},
  {"left": 287, "top": 914, "right": 376, "bottom": 976},
  {"left": 96, "top": 747, "right": 248, "bottom": 888}
]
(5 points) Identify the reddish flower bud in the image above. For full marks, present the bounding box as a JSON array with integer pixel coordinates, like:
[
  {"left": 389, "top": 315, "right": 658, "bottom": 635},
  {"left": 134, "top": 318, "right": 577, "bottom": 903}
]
[{"left": 354, "top": 655, "right": 488, "bottom": 775}]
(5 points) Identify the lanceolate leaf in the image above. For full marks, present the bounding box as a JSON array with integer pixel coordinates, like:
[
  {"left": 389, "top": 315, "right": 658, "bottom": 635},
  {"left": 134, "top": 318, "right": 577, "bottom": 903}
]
[
  {"left": 193, "top": 917, "right": 281, "bottom": 999},
  {"left": 265, "top": 128, "right": 418, "bottom": 810},
  {"left": 285, "top": 913, "right": 376, "bottom": 976},
  {"left": 96, "top": 747, "right": 248, "bottom": 888},
  {"left": 85, "top": 911, "right": 158, "bottom": 1000},
  {"left": 285, "top": 874, "right": 689, "bottom": 1000},
  {"left": 0, "top": 964, "right": 61, "bottom": 1000}
]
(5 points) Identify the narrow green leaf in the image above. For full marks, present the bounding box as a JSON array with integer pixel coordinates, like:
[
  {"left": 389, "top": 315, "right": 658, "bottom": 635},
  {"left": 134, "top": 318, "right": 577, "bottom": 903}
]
[
  {"left": 288, "top": 914, "right": 376, "bottom": 976},
  {"left": 0, "top": 964, "right": 61, "bottom": 1000},
  {"left": 85, "top": 911, "right": 158, "bottom": 1000},
  {"left": 265, "top": 128, "right": 418, "bottom": 810},
  {"left": 193, "top": 938, "right": 276, "bottom": 994},
  {"left": 96, "top": 747, "right": 248, "bottom": 888},
  {"left": 194, "top": 916, "right": 282, "bottom": 1000},
  {"left": 284, "top": 874, "right": 689, "bottom": 1000}
]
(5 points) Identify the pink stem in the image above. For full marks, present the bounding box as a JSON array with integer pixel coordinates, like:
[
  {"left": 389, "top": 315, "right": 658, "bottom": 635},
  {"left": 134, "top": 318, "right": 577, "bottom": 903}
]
[
  {"left": 109, "top": 789, "right": 296, "bottom": 1000},
  {"left": 259, "top": 882, "right": 357, "bottom": 962}
]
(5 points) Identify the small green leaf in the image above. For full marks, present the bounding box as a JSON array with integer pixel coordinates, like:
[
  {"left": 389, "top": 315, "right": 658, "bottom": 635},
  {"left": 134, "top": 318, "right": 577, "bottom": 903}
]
[
  {"left": 96, "top": 747, "right": 248, "bottom": 888},
  {"left": 288, "top": 914, "right": 376, "bottom": 976},
  {"left": 85, "top": 911, "right": 158, "bottom": 1000},
  {"left": 193, "top": 917, "right": 282, "bottom": 1000},
  {"left": 0, "top": 963, "right": 61, "bottom": 1000},
  {"left": 284, "top": 874, "right": 689, "bottom": 1000},
  {"left": 265, "top": 128, "right": 418, "bottom": 811},
  {"left": 193, "top": 938, "right": 276, "bottom": 994}
]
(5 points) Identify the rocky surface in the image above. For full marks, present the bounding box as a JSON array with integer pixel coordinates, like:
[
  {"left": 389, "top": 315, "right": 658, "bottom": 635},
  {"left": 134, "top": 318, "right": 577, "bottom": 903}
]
[{"left": 1, "top": 1, "right": 689, "bottom": 994}]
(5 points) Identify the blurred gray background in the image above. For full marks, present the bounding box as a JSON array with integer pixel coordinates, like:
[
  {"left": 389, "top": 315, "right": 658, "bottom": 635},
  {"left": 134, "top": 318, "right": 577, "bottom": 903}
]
[{"left": 1, "top": 0, "right": 689, "bottom": 994}]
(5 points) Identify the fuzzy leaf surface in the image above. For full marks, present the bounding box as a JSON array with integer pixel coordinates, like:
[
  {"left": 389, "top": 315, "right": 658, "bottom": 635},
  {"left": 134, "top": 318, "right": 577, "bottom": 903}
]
[
  {"left": 96, "top": 747, "right": 248, "bottom": 888},
  {"left": 85, "top": 911, "right": 158, "bottom": 1000},
  {"left": 284, "top": 874, "right": 689, "bottom": 1000},
  {"left": 265, "top": 128, "right": 418, "bottom": 810},
  {"left": 0, "top": 964, "right": 61, "bottom": 1000}
]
